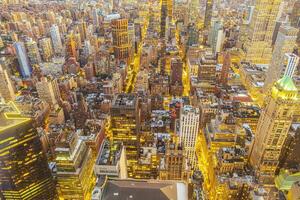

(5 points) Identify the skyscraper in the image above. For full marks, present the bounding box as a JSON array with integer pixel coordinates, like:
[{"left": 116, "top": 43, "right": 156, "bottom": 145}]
[
  {"left": 13, "top": 42, "right": 32, "bottom": 78},
  {"left": 264, "top": 25, "right": 298, "bottom": 91},
  {"left": 55, "top": 131, "right": 94, "bottom": 199},
  {"left": 36, "top": 77, "right": 57, "bottom": 106},
  {"left": 0, "top": 65, "right": 15, "bottom": 101},
  {"left": 179, "top": 105, "right": 200, "bottom": 169},
  {"left": 290, "top": 0, "right": 300, "bottom": 43},
  {"left": 250, "top": 76, "right": 298, "bottom": 184},
  {"left": 50, "top": 24, "right": 63, "bottom": 54},
  {"left": 0, "top": 101, "right": 57, "bottom": 199},
  {"left": 161, "top": 0, "right": 173, "bottom": 39},
  {"left": 65, "top": 33, "right": 77, "bottom": 60},
  {"left": 220, "top": 52, "right": 231, "bottom": 86},
  {"left": 111, "top": 94, "right": 140, "bottom": 177},
  {"left": 209, "top": 19, "right": 224, "bottom": 55},
  {"left": 39, "top": 37, "right": 54, "bottom": 62},
  {"left": 111, "top": 18, "right": 132, "bottom": 64},
  {"left": 25, "top": 38, "right": 41, "bottom": 65},
  {"left": 283, "top": 53, "right": 299, "bottom": 78},
  {"left": 204, "top": 0, "right": 213, "bottom": 29},
  {"left": 243, "top": 0, "right": 282, "bottom": 64}
]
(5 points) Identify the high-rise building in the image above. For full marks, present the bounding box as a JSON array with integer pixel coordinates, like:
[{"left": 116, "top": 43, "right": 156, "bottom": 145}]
[
  {"left": 111, "top": 18, "right": 132, "bottom": 64},
  {"left": 198, "top": 52, "right": 217, "bottom": 83},
  {"left": 204, "top": 0, "right": 214, "bottom": 29},
  {"left": 170, "top": 57, "right": 183, "bottom": 96},
  {"left": 77, "top": 20, "right": 88, "bottom": 42},
  {"left": 290, "top": 0, "right": 300, "bottom": 43},
  {"left": 179, "top": 105, "right": 200, "bottom": 169},
  {"left": 187, "top": 23, "right": 199, "bottom": 47},
  {"left": 161, "top": 0, "right": 173, "bottom": 38},
  {"left": 170, "top": 57, "right": 183, "bottom": 85},
  {"left": 283, "top": 53, "right": 299, "bottom": 78},
  {"left": 36, "top": 77, "right": 57, "bottom": 105},
  {"left": 50, "top": 24, "right": 63, "bottom": 54},
  {"left": 243, "top": 0, "right": 282, "bottom": 64},
  {"left": 65, "top": 33, "right": 77, "bottom": 60},
  {"left": 159, "top": 142, "right": 190, "bottom": 181},
  {"left": 13, "top": 42, "right": 32, "bottom": 78},
  {"left": 0, "top": 65, "right": 15, "bottom": 101},
  {"left": 0, "top": 101, "right": 57, "bottom": 199},
  {"left": 39, "top": 37, "right": 54, "bottom": 62},
  {"left": 210, "top": 20, "right": 224, "bottom": 56},
  {"left": 250, "top": 76, "right": 298, "bottom": 184},
  {"left": 220, "top": 52, "right": 231, "bottom": 86},
  {"left": 111, "top": 94, "right": 140, "bottom": 177},
  {"left": 264, "top": 25, "right": 298, "bottom": 91},
  {"left": 55, "top": 131, "right": 94, "bottom": 199},
  {"left": 25, "top": 38, "right": 41, "bottom": 65}
]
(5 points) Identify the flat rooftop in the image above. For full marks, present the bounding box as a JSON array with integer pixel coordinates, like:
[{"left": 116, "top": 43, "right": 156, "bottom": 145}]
[
  {"left": 102, "top": 179, "right": 188, "bottom": 200},
  {"left": 112, "top": 94, "right": 137, "bottom": 108},
  {"left": 0, "top": 101, "right": 31, "bottom": 132}
]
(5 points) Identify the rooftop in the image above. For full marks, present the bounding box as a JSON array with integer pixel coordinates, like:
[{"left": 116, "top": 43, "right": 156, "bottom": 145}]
[
  {"left": 0, "top": 101, "right": 31, "bottom": 132},
  {"left": 101, "top": 179, "right": 188, "bottom": 200},
  {"left": 112, "top": 94, "right": 137, "bottom": 108}
]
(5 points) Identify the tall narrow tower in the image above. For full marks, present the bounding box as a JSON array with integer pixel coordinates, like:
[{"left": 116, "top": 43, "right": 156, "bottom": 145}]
[
  {"left": 264, "top": 25, "right": 298, "bottom": 91},
  {"left": 50, "top": 24, "right": 63, "bottom": 54},
  {"left": 250, "top": 76, "right": 298, "bottom": 184},
  {"left": 0, "top": 65, "right": 15, "bottom": 101},
  {"left": 161, "top": 0, "right": 173, "bottom": 39},
  {"left": 13, "top": 42, "right": 32, "bottom": 78},
  {"left": 244, "top": 0, "right": 282, "bottom": 64},
  {"left": 204, "top": 0, "right": 214, "bottom": 29},
  {"left": 111, "top": 18, "right": 132, "bottom": 65},
  {"left": 179, "top": 105, "right": 200, "bottom": 169}
]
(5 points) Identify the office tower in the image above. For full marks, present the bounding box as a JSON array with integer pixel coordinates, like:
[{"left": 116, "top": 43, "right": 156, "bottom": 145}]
[
  {"left": 74, "top": 92, "right": 89, "bottom": 129},
  {"left": 220, "top": 52, "right": 231, "bottom": 86},
  {"left": 55, "top": 131, "right": 94, "bottom": 199},
  {"left": 210, "top": 20, "right": 224, "bottom": 56},
  {"left": 187, "top": 23, "right": 199, "bottom": 47},
  {"left": 264, "top": 25, "right": 298, "bottom": 91},
  {"left": 170, "top": 57, "right": 183, "bottom": 96},
  {"left": 50, "top": 24, "right": 63, "bottom": 54},
  {"left": 65, "top": 33, "right": 77, "bottom": 60},
  {"left": 170, "top": 57, "right": 183, "bottom": 85},
  {"left": 290, "top": 0, "right": 300, "bottom": 43},
  {"left": 36, "top": 77, "right": 57, "bottom": 105},
  {"left": 204, "top": 0, "right": 213, "bottom": 29},
  {"left": 283, "top": 53, "right": 299, "bottom": 78},
  {"left": 0, "top": 65, "right": 15, "bottom": 101},
  {"left": 278, "top": 126, "right": 300, "bottom": 171},
  {"left": 13, "top": 42, "right": 32, "bottom": 78},
  {"left": 39, "top": 37, "right": 54, "bottom": 62},
  {"left": 198, "top": 52, "right": 217, "bottom": 83},
  {"left": 77, "top": 20, "right": 88, "bottom": 42},
  {"left": 51, "top": 77, "right": 62, "bottom": 103},
  {"left": 161, "top": 0, "right": 173, "bottom": 38},
  {"left": 111, "top": 94, "right": 140, "bottom": 177},
  {"left": 250, "top": 76, "right": 298, "bottom": 184},
  {"left": 179, "top": 105, "right": 200, "bottom": 169},
  {"left": 25, "top": 38, "right": 41, "bottom": 65},
  {"left": 244, "top": 0, "right": 282, "bottom": 64},
  {"left": 92, "top": 8, "right": 99, "bottom": 27},
  {"left": 159, "top": 142, "right": 190, "bottom": 181},
  {"left": 111, "top": 18, "right": 131, "bottom": 64},
  {"left": 0, "top": 101, "right": 57, "bottom": 199}
]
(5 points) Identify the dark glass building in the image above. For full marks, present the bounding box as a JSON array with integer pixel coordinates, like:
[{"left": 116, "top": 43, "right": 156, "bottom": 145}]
[{"left": 0, "top": 101, "right": 57, "bottom": 200}]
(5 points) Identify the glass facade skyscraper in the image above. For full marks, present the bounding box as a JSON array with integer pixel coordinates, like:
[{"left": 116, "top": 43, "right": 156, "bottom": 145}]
[{"left": 0, "top": 101, "right": 57, "bottom": 199}]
